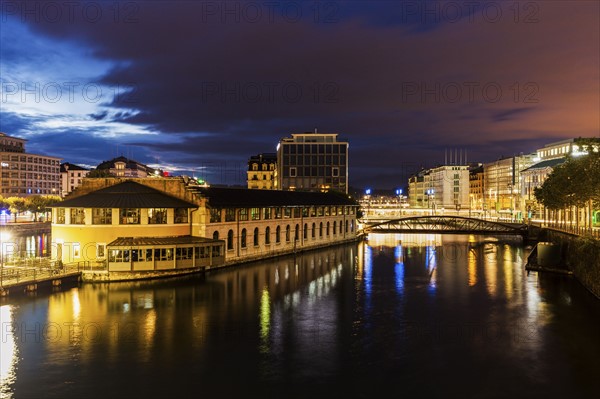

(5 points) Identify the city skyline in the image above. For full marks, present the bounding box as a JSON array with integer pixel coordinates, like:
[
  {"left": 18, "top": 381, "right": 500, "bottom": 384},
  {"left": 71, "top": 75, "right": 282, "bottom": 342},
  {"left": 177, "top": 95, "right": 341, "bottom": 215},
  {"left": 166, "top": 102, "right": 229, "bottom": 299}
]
[{"left": 1, "top": 1, "right": 598, "bottom": 189}]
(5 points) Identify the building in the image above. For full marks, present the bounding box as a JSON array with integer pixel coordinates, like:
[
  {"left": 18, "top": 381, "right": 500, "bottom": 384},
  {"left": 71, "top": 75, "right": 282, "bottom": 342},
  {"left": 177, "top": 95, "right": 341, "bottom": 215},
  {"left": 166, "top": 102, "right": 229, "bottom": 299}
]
[
  {"left": 469, "top": 164, "right": 484, "bottom": 214},
  {"left": 247, "top": 153, "right": 277, "bottom": 190},
  {"left": 95, "top": 156, "right": 159, "bottom": 178},
  {"left": 408, "top": 169, "right": 432, "bottom": 209},
  {"left": 276, "top": 131, "right": 349, "bottom": 193},
  {"left": 483, "top": 154, "right": 535, "bottom": 217},
  {"left": 0, "top": 132, "right": 61, "bottom": 197},
  {"left": 50, "top": 177, "right": 359, "bottom": 278},
  {"left": 428, "top": 165, "right": 470, "bottom": 211},
  {"left": 60, "top": 162, "right": 90, "bottom": 197},
  {"left": 520, "top": 158, "right": 566, "bottom": 215}
]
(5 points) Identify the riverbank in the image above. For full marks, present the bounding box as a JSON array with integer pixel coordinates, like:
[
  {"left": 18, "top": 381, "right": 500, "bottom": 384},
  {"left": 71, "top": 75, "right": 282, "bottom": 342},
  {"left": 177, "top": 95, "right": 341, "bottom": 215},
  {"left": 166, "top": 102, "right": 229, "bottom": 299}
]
[{"left": 536, "top": 228, "right": 600, "bottom": 299}]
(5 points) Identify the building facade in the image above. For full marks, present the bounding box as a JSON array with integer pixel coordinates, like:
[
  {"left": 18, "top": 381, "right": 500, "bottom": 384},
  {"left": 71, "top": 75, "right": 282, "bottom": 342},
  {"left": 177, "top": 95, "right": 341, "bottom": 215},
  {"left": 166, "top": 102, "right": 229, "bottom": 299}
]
[
  {"left": 247, "top": 153, "right": 277, "bottom": 190},
  {"left": 276, "top": 132, "right": 349, "bottom": 193},
  {"left": 95, "top": 156, "right": 159, "bottom": 178},
  {"left": 483, "top": 154, "right": 535, "bottom": 217},
  {"left": 60, "top": 162, "right": 90, "bottom": 197},
  {"left": 429, "top": 165, "right": 470, "bottom": 211},
  {"left": 0, "top": 132, "right": 61, "bottom": 197},
  {"left": 469, "top": 164, "right": 484, "bottom": 214},
  {"left": 50, "top": 178, "right": 359, "bottom": 278}
]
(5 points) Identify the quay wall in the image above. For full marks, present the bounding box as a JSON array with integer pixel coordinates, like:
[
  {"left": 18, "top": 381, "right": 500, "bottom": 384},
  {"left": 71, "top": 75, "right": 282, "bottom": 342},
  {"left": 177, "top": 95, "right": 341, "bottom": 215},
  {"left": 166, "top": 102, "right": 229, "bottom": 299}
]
[{"left": 540, "top": 229, "right": 600, "bottom": 299}]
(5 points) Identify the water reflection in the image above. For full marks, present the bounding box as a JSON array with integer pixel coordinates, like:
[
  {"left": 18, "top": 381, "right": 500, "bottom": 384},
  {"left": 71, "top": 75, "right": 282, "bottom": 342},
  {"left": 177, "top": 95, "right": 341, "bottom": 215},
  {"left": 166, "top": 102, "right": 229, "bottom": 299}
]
[{"left": 1, "top": 236, "right": 599, "bottom": 399}]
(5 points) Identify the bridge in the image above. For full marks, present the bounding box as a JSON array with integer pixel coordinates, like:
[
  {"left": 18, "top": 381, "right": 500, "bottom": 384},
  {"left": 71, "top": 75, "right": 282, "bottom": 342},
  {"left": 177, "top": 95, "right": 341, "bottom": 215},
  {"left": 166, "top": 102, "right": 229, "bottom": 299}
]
[{"left": 358, "top": 215, "right": 528, "bottom": 236}]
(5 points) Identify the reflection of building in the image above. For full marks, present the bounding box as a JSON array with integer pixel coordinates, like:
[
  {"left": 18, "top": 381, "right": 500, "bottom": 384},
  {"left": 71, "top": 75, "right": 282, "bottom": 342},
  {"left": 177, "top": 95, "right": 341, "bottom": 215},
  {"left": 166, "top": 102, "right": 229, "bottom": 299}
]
[
  {"left": 60, "top": 162, "right": 89, "bottom": 197},
  {"left": 276, "top": 131, "right": 349, "bottom": 193},
  {"left": 0, "top": 132, "right": 61, "bottom": 196},
  {"left": 247, "top": 153, "right": 277, "bottom": 190},
  {"left": 50, "top": 178, "right": 359, "bottom": 277},
  {"left": 95, "top": 156, "right": 159, "bottom": 178}
]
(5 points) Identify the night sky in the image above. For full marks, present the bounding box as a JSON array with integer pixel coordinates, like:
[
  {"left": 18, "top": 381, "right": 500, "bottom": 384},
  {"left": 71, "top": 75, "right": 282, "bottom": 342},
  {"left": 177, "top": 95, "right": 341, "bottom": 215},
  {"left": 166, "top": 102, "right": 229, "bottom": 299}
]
[{"left": 1, "top": 0, "right": 598, "bottom": 189}]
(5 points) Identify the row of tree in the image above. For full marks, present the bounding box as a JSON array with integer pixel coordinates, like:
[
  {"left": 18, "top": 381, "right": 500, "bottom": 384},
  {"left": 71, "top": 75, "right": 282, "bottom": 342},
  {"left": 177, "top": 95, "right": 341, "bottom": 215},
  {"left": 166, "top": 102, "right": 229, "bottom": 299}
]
[
  {"left": 0, "top": 195, "right": 63, "bottom": 222},
  {"left": 534, "top": 138, "right": 600, "bottom": 229}
]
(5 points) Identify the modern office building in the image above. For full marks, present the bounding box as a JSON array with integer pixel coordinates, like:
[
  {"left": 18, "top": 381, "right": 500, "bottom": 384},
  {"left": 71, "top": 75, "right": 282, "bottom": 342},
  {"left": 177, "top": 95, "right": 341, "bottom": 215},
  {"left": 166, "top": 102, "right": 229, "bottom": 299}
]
[
  {"left": 0, "top": 132, "right": 61, "bottom": 196},
  {"left": 60, "top": 162, "right": 90, "bottom": 197},
  {"left": 276, "top": 131, "right": 349, "bottom": 194},
  {"left": 247, "top": 153, "right": 277, "bottom": 190},
  {"left": 469, "top": 164, "right": 484, "bottom": 213},
  {"left": 429, "top": 165, "right": 470, "bottom": 211},
  {"left": 483, "top": 154, "right": 535, "bottom": 217}
]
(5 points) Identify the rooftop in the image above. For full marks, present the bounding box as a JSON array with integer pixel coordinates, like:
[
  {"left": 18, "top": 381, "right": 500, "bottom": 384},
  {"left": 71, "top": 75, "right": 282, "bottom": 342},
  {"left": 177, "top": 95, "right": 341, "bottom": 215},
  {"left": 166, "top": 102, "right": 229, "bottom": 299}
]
[{"left": 108, "top": 235, "right": 219, "bottom": 247}]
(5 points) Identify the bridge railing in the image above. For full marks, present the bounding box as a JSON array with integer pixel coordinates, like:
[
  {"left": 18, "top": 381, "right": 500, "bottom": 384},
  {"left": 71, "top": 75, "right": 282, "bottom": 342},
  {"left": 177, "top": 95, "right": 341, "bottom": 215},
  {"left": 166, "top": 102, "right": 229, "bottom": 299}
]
[{"left": 530, "top": 221, "right": 600, "bottom": 239}]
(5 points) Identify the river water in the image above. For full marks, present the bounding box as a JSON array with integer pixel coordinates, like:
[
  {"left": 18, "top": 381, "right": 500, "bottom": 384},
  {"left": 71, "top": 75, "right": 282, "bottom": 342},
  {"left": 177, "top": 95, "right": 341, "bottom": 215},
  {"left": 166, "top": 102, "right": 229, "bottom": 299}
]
[{"left": 1, "top": 233, "right": 599, "bottom": 399}]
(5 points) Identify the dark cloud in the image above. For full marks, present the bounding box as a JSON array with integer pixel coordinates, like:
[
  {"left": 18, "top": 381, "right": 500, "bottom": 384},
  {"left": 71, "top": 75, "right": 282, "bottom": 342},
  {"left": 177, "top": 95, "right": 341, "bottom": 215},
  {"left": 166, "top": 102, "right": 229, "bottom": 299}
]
[{"left": 2, "top": 0, "right": 599, "bottom": 189}]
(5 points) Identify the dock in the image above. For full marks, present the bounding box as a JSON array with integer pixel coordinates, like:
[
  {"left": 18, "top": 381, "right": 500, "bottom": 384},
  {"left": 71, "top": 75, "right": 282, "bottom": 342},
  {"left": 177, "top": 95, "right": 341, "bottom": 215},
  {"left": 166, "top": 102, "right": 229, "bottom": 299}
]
[{"left": 0, "top": 265, "right": 81, "bottom": 297}]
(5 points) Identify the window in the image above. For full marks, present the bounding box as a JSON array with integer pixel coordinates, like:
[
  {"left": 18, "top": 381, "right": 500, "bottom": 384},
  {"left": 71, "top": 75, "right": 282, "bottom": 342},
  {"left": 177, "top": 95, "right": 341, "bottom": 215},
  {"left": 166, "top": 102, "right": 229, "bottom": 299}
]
[
  {"left": 332, "top": 167, "right": 339, "bottom": 177},
  {"left": 239, "top": 208, "right": 248, "bottom": 221},
  {"left": 295, "top": 224, "right": 299, "bottom": 241},
  {"left": 210, "top": 208, "right": 221, "bottom": 223},
  {"left": 253, "top": 227, "right": 259, "bottom": 246},
  {"left": 333, "top": 221, "right": 337, "bottom": 235},
  {"left": 293, "top": 208, "right": 301, "bottom": 218},
  {"left": 56, "top": 208, "right": 65, "bottom": 224},
  {"left": 73, "top": 243, "right": 81, "bottom": 258},
  {"left": 225, "top": 208, "right": 236, "bottom": 222},
  {"left": 212, "top": 245, "right": 222, "bottom": 257},
  {"left": 213, "top": 231, "right": 219, "bottom": 240},
  {"left": 154, "top": 248, "right": 173, "bottom": 261},
  {"left": 227, "top": 230, "right": 234, "bottom": 250},
  {"left": 120, "top": 208, "right": 140, "bottom": 224},
  {"left": 265, "top": 227, "right": 271, "bottom": 244},
  {"left": 251, "top": 208, "right": 261, "bottom": 220},
  {"left": 319, "top": 222, "right": 323, "bottom": 237},
  {"left": 274, "top": 207, "right": 282, "bottom": 219},
  {"left": 241, "top": 229, "right": 247, "bottom": 248},
  {"left": 174, "top": 208, "right": 188, "bottom": 223},
  {"left": 176, "top": 247, "right": 194, "bottom": 260},
  {"left": 284, "top": 208, "right": 291, "bottom": 218},
  {"left": 312, "top": 223, "right": 316, "bottom": 238},
  {"left": 276, "top": 226, "right": 281, "bottom": 243},
  {"left": 286, "top": 225, "right": 290, "bottom": 242},
  {"left": 303, "top": 223, "right": 308, "bottom": 239},
  {"left": 263, "top": 208, "right": 272, "bottom": 220},
  {"left": 290, "top": 167, "right": 297, "bottom": 177},
  {"left": 70, "top": 208, "right": 85, "bottom": 224},
  {"left": 92, "top": 208, "right": 112, "bottom": 225},
  {"left": 326, "top": 222, "right": 330, "bottom": 236},
  {"left": 148, "top": 208, "right": 167, "bottom": 224}
]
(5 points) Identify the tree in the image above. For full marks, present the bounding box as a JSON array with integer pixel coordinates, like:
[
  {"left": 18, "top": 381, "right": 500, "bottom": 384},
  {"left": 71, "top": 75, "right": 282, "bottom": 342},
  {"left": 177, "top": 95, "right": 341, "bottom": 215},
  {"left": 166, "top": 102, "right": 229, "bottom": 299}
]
[
  {"left": 6, "top": 197, "right": 27, "bottom": 223},
  {"left": 26, "top": 195, "right": 62, "bottom": 222}
]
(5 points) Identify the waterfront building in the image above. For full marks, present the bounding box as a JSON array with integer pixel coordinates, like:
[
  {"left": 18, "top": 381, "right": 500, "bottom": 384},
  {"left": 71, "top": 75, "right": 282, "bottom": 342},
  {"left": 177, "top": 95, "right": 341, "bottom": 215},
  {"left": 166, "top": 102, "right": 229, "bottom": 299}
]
[
  {"left": 50, "top": 178, "right": 358, "bottom": 278},
  {"left": 95, "top": 156, "right": 159, "bottom": 178},
  {"left": 520, "top": 158, "right": 566, "bottom": 215},
  {"left": 60, "top": 162, "right": 89, "bottom": 197},
  {"left": 247, "top": 153, "right": 277, "bottom": 190},
  {"left": 408, "top": 169, "right": 432, "bottom": 209},
  {"left": 428, "top": 165, "right": 470, "bottom": 211},
  {"left": 276, "top": 131, "right": 349, "bottom": 193},
  {"left": 0, "top": 132, "right": 61, "bottom": 196},
  {"left": 483, "top": 154, "right": 535, "bottom": 217},
  {"left": 469, "top": 164, "right": 484, "bottom": 214}
]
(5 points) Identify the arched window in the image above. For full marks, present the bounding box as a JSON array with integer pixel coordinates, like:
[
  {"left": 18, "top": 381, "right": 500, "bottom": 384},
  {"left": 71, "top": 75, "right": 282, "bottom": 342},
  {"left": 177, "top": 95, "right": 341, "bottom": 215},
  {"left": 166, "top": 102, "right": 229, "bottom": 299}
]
[
  {"left": 286, "top": 225, "right": 291, "bottom": 242},
  {"left": 350, "top": 220, "right": 354, "bottom": 232},
  {"left": 254, "top": 227, "right": 259, "bottom": 246},
  {"left": 265, "top": 226, "right": 271, "bottom": 244},
  {"left": 295, "top": 224, "right": 299, "bottom": 241},
  {"left": 276, "top": 226, "right": 281, "bottom": 243},
  {"left": 241, "top": 228, "right": 247, "bottom": 248},
  {"left": 227, "top": 230, "right": 234, "bottom": 250},
  {"left": 345, "top": 220, "right": 349, "bottom": 233},
  {"left": 319, "top": 222, "right": 323, "bottom": 237},
  {"left": 333, "top": 221, "right": 337, "bottom": 235},
  {"left": 303, "top": 223, "right": 308, "bottom": 239},
  {"left": 326, "top": 222, "right": 330, "bottom": 236},
  {"left": 213, "top": 231, "right": 219, "bottom": 240},
  {"left": 312, "top": 223, "right": 316, "bottom": 238}
]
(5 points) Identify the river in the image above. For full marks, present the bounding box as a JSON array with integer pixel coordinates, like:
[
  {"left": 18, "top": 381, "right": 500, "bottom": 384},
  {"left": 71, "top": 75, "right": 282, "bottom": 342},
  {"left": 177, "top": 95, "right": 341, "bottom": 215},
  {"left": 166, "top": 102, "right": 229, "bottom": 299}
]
[{"left": 1, "top": 233, "right": 599, "bottom": 398}]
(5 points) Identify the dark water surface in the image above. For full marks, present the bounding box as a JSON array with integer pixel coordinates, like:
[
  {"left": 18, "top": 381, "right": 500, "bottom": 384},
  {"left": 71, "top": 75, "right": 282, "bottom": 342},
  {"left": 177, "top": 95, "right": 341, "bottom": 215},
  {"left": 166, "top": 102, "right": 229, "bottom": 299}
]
[{"left": 1, "top": 233, "right": 599, "bottom": 398}]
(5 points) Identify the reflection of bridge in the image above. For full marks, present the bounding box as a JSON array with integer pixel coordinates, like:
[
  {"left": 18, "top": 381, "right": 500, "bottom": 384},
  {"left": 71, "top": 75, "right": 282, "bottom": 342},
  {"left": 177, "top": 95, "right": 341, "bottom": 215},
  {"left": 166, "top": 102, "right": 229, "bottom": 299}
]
[{"left": 359, "top": 216, "right": 528, "bottom": 236}]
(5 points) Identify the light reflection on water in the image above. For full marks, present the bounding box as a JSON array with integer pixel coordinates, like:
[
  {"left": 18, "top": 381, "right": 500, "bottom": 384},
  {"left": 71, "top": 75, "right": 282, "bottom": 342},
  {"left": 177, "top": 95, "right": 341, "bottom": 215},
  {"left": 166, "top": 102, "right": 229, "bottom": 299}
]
[{"left": 1, "top": 234, "right": 599, "bottom": 398}]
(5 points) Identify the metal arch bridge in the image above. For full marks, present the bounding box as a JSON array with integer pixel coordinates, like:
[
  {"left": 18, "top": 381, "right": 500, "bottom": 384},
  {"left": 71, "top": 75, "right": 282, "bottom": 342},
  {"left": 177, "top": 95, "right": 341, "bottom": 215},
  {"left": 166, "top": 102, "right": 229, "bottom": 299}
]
[{"left": 358, "top": 215, "right": 528, "bottom": 236}]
